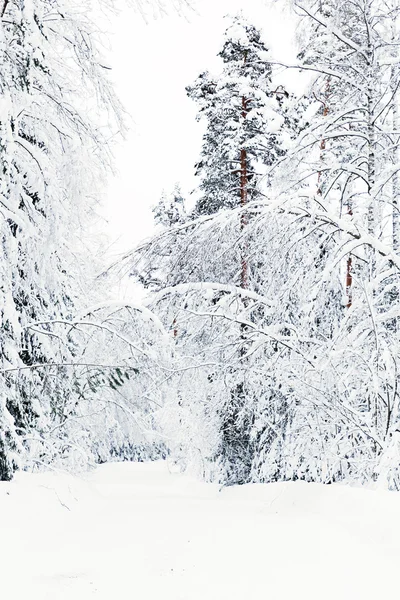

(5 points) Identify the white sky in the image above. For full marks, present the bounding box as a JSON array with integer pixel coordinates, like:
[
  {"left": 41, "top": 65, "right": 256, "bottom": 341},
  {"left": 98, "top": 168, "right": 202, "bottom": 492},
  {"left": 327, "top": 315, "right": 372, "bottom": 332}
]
[{"left": 101, "top": 0, "right": 299, "bottom": 260}]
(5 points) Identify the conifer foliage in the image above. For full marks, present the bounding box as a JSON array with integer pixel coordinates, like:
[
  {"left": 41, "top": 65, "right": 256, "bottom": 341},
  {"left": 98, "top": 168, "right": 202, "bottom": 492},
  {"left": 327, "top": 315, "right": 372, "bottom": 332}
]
[
  {"left": 121, "top": 5, "right": 400, "bottom": 489},
  {"left": 5, "top": 1, "right": 400, "bottom": 491},
  {"left": 126, "top": 15, "right": 307, "bottom": 485},
  {"left": 187, "top": 15, "right": 287, "bottom": 217}
]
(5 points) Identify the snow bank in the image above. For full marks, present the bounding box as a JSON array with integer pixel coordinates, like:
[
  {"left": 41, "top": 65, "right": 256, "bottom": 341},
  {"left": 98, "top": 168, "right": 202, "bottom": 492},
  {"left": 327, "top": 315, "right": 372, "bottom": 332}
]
[{"left": 1, "top": 461, "right": 399, "bottom": 599}]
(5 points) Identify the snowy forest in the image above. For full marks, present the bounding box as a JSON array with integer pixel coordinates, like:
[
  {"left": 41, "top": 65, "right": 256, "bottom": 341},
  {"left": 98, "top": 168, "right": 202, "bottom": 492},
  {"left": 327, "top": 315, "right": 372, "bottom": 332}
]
[{"left": 2, "top": 0, "right": 400, "bottom": 498}]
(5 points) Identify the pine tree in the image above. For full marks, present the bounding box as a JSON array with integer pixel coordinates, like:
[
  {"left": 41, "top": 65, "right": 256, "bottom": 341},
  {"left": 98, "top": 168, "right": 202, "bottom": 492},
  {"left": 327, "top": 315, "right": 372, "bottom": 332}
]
[
  {"left": 125, "top": 15, "right": 305, "bottom": 485},
  {"left": 187, "top": 14, "right": 288, "bottom": 219},
  {"left": 116, "top": 2, "right": 400, "bottom": 489}
]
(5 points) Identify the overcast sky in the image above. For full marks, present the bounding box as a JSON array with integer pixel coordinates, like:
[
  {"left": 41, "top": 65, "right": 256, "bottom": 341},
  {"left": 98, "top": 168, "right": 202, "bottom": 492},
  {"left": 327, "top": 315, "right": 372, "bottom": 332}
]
[{"left": 102, "top": 0, "right": 299, "bottom": 260}]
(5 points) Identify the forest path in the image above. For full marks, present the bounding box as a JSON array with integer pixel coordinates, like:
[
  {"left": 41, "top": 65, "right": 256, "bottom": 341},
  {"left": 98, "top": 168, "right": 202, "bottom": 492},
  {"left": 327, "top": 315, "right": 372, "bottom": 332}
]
[{"left": 1, "top": 461, "right": 399, "bottom": 599}]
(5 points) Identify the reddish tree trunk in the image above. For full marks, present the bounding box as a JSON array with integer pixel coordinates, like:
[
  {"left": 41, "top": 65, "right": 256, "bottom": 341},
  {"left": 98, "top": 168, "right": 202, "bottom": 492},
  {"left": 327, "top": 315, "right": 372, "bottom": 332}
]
[
  {"left": 240, "top": 94, "right": 249, "bottom": 290},
  {"left": 346, "top": 205, "right": 353, "bottom": 309},
  {"left": 172, "top": 317, "right": 178, "bottom": 338},
  {"left": 240, "top": 145, "right": 248, "bottom": 290},
  {"left": 346, "top": 256, "right": 353, "bottom": 309}
]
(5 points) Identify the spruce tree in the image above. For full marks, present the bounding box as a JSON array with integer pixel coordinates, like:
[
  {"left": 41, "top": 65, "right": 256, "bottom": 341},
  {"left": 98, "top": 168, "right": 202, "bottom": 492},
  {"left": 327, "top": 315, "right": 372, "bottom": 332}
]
[{"left": 153, "top": 184, "right": 187, "bottom": 228}]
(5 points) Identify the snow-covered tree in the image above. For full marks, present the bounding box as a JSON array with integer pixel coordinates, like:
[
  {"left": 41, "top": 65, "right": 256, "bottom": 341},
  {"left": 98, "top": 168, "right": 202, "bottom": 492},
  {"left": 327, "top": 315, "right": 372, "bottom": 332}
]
[
  {"left": 114, "top": 2, "right": 400, "bottom": 490},
  {"left": 259, "top": 0, "right": 400, "bottom": 484},
  {"left": 0, "top": 0, "right": 123, "bottom": 478},
  {"left": 153, "top": 184, "right": 187, "bottom": 228},
  {"left": 281, "top": 0, "right": 400, "bottom": 252},
  {"left": 187, "top": 14, "right": 289, "bottom": 219},
  {"left": 122, "top": 15, "right": 318, "bottom": 485},
  {"left": 21, "top": 302, "right": 172, "bottom": 470}
]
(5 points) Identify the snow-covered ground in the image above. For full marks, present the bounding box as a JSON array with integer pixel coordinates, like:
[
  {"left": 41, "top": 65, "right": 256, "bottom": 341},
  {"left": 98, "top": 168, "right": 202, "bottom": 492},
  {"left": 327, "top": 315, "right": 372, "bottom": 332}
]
[{"left": 2, "top": 461, "right": 400, "bottom": 599}]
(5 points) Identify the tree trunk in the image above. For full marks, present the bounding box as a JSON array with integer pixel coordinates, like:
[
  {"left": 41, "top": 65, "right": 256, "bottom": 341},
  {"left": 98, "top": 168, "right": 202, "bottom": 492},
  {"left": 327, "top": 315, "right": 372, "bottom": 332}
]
[
  {"left": 1, "top": 0, "right": 9, "bottom": 18},
  {"left": 239, "top": 98, "right": 250, "bottom": 331},
  {"left": 366, "top": 23, "right": 376, "bottom": 277},
  {"left": 0, "top": 438, "right": 13, "bottom": 481},
  {"left": 239, "top": 49, "right": 249, "bottom": 290},
  {"left": 240, "top": 142, "right": 248, "bottom": 290},
  {"left": 345, "top": 256, "right": 353, "bottom": 309},
  {"left": 316, "top": 76, "right": 354, "bottom": 307},
  {"left": 392, "top": 66, "right": 400, "bottom": 253},
  {"left": 221, "top": 56, "right": 253, "bottom": 486},
  {"left": 345, "top": 196, "right": 353, "bottom": 308},
  {"left": 172, "top": 317, "right": 178, "bottom": 338},
  {"left": 316, "top": 77, "right": 330, "bottom": 196}
]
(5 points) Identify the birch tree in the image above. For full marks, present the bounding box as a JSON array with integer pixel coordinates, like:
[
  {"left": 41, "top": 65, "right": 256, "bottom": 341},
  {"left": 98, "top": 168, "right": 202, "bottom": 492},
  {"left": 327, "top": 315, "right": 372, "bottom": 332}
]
[
  {"left": 265, "top": 0, "right": 400, "bottom": 483},
  {"left": 112, "top": 2, "right": 400, "bottom": 489},
  {"left": 0, "top": 0, "right": 123, "bottom": 478}
]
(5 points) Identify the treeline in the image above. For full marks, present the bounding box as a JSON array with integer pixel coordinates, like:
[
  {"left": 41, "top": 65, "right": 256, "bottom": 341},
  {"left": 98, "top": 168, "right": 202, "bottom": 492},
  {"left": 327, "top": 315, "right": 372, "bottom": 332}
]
[
  {"left": 0, "top": 0, "right": 167, "bottom": 479},
  {"left": 122, "top": 1, "right": 400, "bottom": 489},
  {"left": 3, "top": 0, "right": 400, "bottom": 490}
]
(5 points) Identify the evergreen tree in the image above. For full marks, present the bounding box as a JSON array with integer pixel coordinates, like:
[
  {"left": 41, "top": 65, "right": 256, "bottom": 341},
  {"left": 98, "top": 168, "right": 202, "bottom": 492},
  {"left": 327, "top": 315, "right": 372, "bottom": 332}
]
[
  {"left": 118, "top": 3, "right": 400, "bottom": 489},
  {"left": 187, "top": 14, "right": 288, "bottom": 218},
  {"left": 153, "top": 184, "right": 187, "bottom": 228},
  {"left": 125, "top": 15, "right": 306, "bottom": 485}
]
